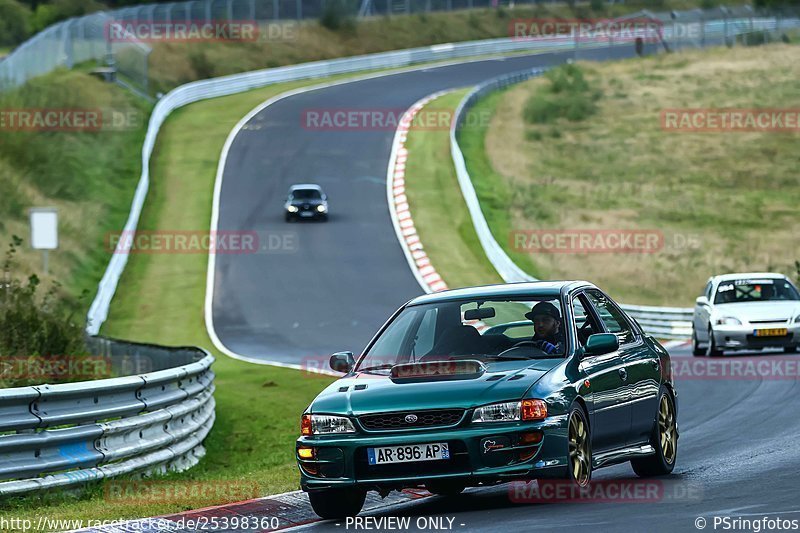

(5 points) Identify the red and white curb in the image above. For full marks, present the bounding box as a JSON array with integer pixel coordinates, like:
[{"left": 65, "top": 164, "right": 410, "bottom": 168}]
[{"left": 387, "top": 91, "right": 453, "bottom": 295}]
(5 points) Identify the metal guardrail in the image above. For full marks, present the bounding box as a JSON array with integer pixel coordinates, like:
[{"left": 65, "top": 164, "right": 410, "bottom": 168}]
[
  {"left": 0, "top": 338, "right": 215, "bottom": 496},
  {"left": 445, "top": 15, "right": 799, "bottom": 339}
]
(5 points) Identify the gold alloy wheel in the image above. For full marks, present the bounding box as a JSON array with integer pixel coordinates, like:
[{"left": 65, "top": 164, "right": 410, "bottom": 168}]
[
  {"left": 659, "top": 394, "right": 677, "bottom": 464},
  {"left": 568, "top": 411, "right": 591, "bottom": 486}
]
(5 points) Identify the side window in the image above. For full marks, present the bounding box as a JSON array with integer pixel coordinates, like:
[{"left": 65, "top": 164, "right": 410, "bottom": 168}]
[
  {"left": 413, "top": 308, "right": 437, "bottom": 357},
  {"left": 572, "top": 295, "right": 601, "bottom": 347},
  {"left": 585, "top": 291, "right": 635, "bottom": 345}
]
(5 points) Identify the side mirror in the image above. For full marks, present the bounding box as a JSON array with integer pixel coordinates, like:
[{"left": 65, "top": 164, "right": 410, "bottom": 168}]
[
  {"left": 329, "top": 351, "right": 355, "bottom": 373},
  {"left": 584, "top": 333, "right": 619, "bottom": 357},
  {"left": 695, "top": 296, "right": 709, "bottom": 306}
]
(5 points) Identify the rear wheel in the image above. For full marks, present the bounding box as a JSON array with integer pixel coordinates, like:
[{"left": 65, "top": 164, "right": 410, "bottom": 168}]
[
  {"left": 308, "top": 488, "right": 366, "bottom": 519},
  {"left": 691, "top": 328, "right": 705, "bottom": 356},
  {"left": 632, "top": 389, "right": 677, "bottom": 477},
  {"left": 706, "top": 327, "right": 723, "bottom": 357},
  {"left": 566, "top": 404, "right": 591, "bottom": 487},
  {"left": 426, "top": 481, "right": 465, "bottom": 497}
]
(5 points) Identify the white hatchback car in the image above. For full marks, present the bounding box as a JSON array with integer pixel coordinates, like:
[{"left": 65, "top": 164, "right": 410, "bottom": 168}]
[{"left": 692, "top": 273, "right": 800, "bottom": 356}]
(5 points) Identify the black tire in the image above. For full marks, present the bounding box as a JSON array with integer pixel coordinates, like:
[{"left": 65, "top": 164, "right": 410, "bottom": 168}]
[
  {"left": 308, "top": 488, "right": 366, "bottom": 519},
  {"left": 565, "top": 404, "right": 592, "bottom": 487},
  {"left": 631, "top": 388, "right": 677, "bottom": 477},
  {"left": 706, "top": 327, "right": 723, "bottom": 357},
  {"left": 785, "top": 345, "right": 798, "bottom": 354},
  {"left": 426, "top": 481, "right": 465, "bottom": 497},
  {"left": 285, "top": 214, "right": 293, "bottom": 222},
  {"left": 691, "top": 328, "right": 705, "bottom": 356}
]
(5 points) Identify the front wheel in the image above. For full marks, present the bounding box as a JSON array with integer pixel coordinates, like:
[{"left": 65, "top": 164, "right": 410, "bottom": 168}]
[
  {"left": 785, "top": 345, "right": 798, "bottom": 354},
  {"left": 308, "top": 488, "right": 366, "bottom": 519},
  {"left": 566, "top": 404, "right": 592, "bottom": 487},
  {"left": 706, "top": 327, "right": 723, "bottom": 357},
  {"left": 631, "top": 389, "right": 677, "bottom": 477},
  {"left": 691, "top": 328, "right": 705, "bottom": 356}
]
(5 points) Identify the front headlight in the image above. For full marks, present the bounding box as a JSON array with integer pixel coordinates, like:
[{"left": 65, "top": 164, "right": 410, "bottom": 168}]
[
  {"left": 287, "top": 205, "right": 299, "bottom": 213},
  {"left": 301, "top": 414, "right": 355, "bottom": 435},
  {"left": 316, "top": 205, "right": 327, "bottom": 213},
  {"left": 794, "top": 314, "right": 800, "bottom": 324},
  {"left": 715, "top": 317, "right": 742, "bottom": 326},
  {"left": 472, "top": 400, "right": 547, "bottom": 423}
]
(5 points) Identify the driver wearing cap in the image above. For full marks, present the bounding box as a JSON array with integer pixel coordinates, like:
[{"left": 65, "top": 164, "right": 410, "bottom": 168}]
[{"left": 525, "top": 301, "right": 566, "bottom": 355}]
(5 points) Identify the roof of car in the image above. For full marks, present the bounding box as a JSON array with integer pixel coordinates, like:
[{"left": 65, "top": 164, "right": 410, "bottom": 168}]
[
  {"left": 407, "top": 281, "right": 594, "bottom": 306},
  {"left": 288, "top": 183, "right": 323, "bottom": 191},
  {"left": 711, "top": 272, "right": 789, "bottom": 283}
]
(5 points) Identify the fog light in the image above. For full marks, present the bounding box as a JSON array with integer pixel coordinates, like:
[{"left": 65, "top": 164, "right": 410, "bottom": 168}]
[
  {"left": 520, "top": 431, "right": 543, "bottom": 445},
  {"left": 298, "top": 447, "right": 316, "bottom": 459}
]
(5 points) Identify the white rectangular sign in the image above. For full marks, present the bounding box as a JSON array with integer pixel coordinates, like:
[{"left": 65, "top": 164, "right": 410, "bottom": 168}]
[{"left": 30, "top": 208, "right": 58, "bottom": 250}]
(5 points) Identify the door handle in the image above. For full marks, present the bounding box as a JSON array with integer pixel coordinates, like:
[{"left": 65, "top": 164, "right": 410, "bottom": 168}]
[
  {"left": 651, "top": 359, "right": 660, "bottom": 371},
  {"left": 618, "top": 368, "right": 628, "bottom": 381}
]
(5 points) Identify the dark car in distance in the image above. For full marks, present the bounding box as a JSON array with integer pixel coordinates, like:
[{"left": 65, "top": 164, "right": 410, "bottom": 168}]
[
  {"left": 296, "top": 281, "right": 679, "bottom": 519},
  {"left": 285, "top": 184, "right": 328, "bottom": 222}
]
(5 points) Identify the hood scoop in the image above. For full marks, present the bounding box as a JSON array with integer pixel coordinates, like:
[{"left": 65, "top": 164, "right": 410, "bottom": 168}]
[{"left": 390, "top": 359, "right": 486, "bottom": 382}]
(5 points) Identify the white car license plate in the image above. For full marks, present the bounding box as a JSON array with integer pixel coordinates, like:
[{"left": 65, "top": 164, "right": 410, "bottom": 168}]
[{"left": 367, "top": 443, "right": 449, "bottom": 465}]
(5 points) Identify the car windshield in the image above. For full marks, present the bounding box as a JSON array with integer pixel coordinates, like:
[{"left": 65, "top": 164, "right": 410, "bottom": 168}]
[
  {"left": 291, "top": 189, "right": 321, "bottom": 200},
  {"left": 714, "top": 278, "right": 800, "bottom": 304},
  {"left": 356, "top": 297, "right": 566, "bottom": 373}
]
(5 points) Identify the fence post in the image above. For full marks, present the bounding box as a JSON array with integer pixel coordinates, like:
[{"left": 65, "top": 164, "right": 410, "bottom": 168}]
[
  {"left": 227, "top": 0, "right": 233, "bottom": 21},
  {"left": 205, "top": 0, "right": 212, "bottom": 23},
  {"left": 297, "top": 0, "right": 302, "bottom": 19}
]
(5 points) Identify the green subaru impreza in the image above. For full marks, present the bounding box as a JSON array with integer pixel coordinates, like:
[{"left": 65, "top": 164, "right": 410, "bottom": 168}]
[{"left": 297, "top": 281, "right": 678, "bottom": 518}]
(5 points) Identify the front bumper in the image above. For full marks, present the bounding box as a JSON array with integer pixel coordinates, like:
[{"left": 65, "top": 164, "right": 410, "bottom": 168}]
[
  {"left": 712, "top": 323, "right": 799, "bottom": 350},
  {"left": 296, "top": 415, "right": 568, "bottom": 492}
]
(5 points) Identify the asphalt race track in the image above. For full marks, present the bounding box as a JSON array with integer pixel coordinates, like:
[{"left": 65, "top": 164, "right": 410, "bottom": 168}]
[
  {"left": 284, "top": 345, "right": 800, "bottom": 533},
  {"left": 208, "top": 45, "right": 800, "bottom": 533},
  {"left": 211, "top": 44, "right": 653, "bottom": 364}
]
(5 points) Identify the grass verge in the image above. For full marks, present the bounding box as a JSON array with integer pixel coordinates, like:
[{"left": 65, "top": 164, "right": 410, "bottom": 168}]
[
  {"left": 0, "top": 69, "right": 149, "bottom": 309},
  {"left": 402, "top": 90, "right": 502, "bottom": 289},
  {"left": 482, "top": 44, "right": 800, "bottom": 305}
]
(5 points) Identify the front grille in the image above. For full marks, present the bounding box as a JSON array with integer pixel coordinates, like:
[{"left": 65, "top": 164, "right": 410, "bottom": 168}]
[
  {"left": 750, "top": 319, "right": 789, "bottom": 324},
  {"left": 354, "top": 441, "right": 470, "bottom": 480},
  {"left": 359, "top": 409, "right": 465, "bottom": 431}
]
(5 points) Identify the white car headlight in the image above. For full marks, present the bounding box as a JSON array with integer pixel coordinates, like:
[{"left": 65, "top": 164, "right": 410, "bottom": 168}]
[
  {"left": 287, "top": 205, "right": 299, "bottom": 213},
  {"left": 317, "top": 205, "right": 327, "bottom": 213},
  {"left": 472, "top": 400, "right": 547, "bottom": 423},
  {"left": 794, "top": 314, "right": 800, "bottom": 324},
  {"left": 301, "top": 414, "right": 355, "bottom": 435},
  {"left": 715, "top": 316, "right": 742, "bottom": 326}
]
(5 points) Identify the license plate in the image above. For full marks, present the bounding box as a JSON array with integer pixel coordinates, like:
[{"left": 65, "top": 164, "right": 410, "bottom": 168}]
[
  {"left": 367, "top": 443, "right": 449, "bottom": 465},
  {"left": 300, "top": 211, "right": 313, "bottom": 217},
  {"left": 754, "top": 328, "right": 787, "bottom": 337}
]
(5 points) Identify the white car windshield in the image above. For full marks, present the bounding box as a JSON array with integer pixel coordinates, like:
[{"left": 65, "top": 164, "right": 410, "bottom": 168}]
[{"left": 714, "top": 278, "right": 800, "bottom": 304}]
